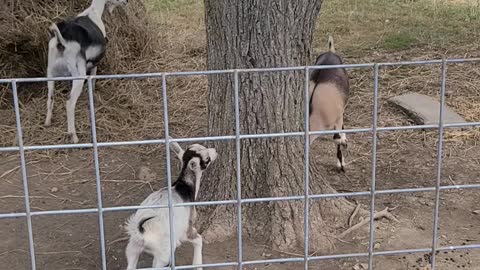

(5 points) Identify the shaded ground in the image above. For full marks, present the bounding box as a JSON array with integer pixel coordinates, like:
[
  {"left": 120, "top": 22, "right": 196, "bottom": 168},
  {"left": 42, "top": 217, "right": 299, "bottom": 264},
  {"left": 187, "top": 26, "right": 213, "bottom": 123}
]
[{"left": 1, "top": 0, "right": 480, "bottom": 269}]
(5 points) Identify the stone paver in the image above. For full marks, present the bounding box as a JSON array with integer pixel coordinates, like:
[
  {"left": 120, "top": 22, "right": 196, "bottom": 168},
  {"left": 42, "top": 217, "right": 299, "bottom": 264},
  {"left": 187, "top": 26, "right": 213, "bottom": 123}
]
[{"left": 388, "top": 93, "right": 465, "bottom": 125}]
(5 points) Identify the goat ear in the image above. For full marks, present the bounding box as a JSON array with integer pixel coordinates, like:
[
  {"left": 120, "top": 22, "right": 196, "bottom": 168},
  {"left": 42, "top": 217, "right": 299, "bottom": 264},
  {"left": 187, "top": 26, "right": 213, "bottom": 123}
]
[
  {"left": 168, "top": 136, "right": 184, "bottom": 160},
  {"left": 108, "top": 4, "right": 115, "bottom": 14},
  {"left": 188, "top": 159, "right": 198, "bottom": 171}
]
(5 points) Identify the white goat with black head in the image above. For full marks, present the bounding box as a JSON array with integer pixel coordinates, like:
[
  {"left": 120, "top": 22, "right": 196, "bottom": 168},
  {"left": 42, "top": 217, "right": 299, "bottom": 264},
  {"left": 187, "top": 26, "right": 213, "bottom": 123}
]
[
  {"left": 45, "top": 0, "right": 128, "bottom": 143},
  {"left": 309, "top": 35, "right": 350, "bottom": 172},
  {"left": 125, "top": 140, "right": 217, "bottom": 270}
]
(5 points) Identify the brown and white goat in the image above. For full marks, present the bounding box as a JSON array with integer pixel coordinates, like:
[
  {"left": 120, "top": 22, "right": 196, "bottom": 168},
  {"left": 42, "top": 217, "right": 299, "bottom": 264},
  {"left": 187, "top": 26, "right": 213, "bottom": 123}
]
[{"left": 309, "top": 35, "right": 349, "bottom": 171}]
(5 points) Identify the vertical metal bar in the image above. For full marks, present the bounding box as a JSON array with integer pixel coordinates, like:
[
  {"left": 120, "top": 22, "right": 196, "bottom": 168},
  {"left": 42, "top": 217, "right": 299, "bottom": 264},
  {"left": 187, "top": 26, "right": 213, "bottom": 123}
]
[
  {"left": 367, "top": 64, "right": 380, "bottom": 269},
  {"left": 12, "top": 80, "right": 37, "bottom": 270},
  {"left": 233, "top": 70, "right": 243, "bottom": 269},
  {"left": 87, "top": 78, "right": 107, "bottom": 270},
  {"left": 162, "top": 74, "right": 176, "bottom": 269},
  {"left": 431, "top": 59, "right": 447, "bottom": 270},
  {"left": 303, "top": 67, "right": 311, "bottom": 270}
]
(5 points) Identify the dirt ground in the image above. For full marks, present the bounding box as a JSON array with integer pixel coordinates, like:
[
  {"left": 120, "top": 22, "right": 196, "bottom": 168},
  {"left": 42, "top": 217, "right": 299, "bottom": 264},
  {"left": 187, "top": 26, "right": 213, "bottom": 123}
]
[{"left": 1, "top": 0, "right": 480, "bottom": 270}]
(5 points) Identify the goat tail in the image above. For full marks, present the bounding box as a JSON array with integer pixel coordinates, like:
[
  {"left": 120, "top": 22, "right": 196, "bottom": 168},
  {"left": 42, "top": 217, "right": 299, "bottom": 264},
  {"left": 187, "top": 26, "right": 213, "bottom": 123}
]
[
  {"left": 49, "top": 23, "right": 67, "bottom": 48},
  {"left": 328, "top": 34, "right": 335, "bottom": 53},
  {"left": 138, "top": 216, "right": 155, "bottom": 233}
]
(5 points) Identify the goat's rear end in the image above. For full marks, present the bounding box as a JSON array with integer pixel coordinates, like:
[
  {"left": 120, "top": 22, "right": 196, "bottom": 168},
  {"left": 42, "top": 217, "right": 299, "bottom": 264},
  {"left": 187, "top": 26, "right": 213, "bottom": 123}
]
[{"left": 309, "top": 35, "right": 350, "bottom": 172}]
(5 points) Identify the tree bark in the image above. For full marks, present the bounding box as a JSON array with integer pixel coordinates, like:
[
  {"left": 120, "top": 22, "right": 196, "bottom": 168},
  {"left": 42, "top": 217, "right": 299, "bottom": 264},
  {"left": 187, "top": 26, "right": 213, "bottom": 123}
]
[{"left": 200, "top": 0, "right": 355, "bottom": 253}]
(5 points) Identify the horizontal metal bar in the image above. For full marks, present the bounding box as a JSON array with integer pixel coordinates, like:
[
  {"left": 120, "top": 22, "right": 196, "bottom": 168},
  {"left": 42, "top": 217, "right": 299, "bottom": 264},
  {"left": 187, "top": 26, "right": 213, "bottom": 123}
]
[
  {"left": 379, "top": 58, "right": 480, "bottom": 67},
  {"left": 0, "top": 143, "right": 93, "bottom": 152},
  {"left": 373, "top": 248, "right": 432, "bottom": 256},
  {"left": 1, "top": 183, "right": 478, "bottom": 220},
  {"left": 240, "top": 131, "right": 303, "bottom": 139},
  {"left": 242, "top": 195, "right": 304, "bottom": 203},
  {"left": 0, "top": 64, "right": 373, "bottom": 84},
  {"left": 2, "top": 58, "right": 479, "bottom": 84},
  {"left": 30, "top": 208, "right": 99, "bottom": 216},
  {"left": 309, "top": 191, "right": 370, "bottom": 199},
  {"left": 308, "top": 252, "right": 368, "bottom": 261},
  {"left": 106, "top": 199, "right": 239, "bottom": 211},
  {"left": 376, "top": 187, "right": 434, "bottom": 194},
  {"left": 131, "top": 243, "right": 480, "bottom": 270},
  {"left": 243, "top": 63, "right": 375, "bottom": 73},
  {"left": 136, "top": 262, "right": 238, "bottom": 270},
  {"left": 379, "top": 59, "right": 443, "bottom": 67},
  {"left": 0, "top": 212, "right": 27, "bottom": 219},
  {"left": 437, "top": 244, "right": 480, "bottom": 252},
  {"left": 243, "top": 257, "right": 305, "bottom": 265},
  {"left": 3, "top": 120, "right": 479, "bottom": 153},
  {"left": 444, "top": 121, "right": 480, "bottom": 128},
  {"left": 446, "top": 58, "right": 480, "bottom": 64},
  {"left": 175, "top": 262, "right": 238, "bottom": 269}
]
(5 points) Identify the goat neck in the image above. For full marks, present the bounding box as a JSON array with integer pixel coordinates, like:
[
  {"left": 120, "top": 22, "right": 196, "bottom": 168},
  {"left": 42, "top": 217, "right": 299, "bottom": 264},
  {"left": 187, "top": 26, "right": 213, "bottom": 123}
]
[
  {"left": 90, "top": 0, "right": 108, "bottom": 17},
  {"left": 174, "top": 166, "right": 203, "bottom": 202}
]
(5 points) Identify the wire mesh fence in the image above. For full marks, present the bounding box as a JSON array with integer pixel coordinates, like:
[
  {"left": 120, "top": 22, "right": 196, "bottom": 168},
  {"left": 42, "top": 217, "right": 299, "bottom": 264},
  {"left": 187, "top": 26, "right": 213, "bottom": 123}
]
[{"left": 1, "top": 58, "right": 480, "bottom": 270}]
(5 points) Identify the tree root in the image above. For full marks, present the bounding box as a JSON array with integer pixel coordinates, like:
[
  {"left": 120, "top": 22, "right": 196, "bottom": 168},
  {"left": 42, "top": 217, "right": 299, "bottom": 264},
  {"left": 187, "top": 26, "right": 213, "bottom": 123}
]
[{"left": 338, "top": 207, "right": 399, "bottom": 239}]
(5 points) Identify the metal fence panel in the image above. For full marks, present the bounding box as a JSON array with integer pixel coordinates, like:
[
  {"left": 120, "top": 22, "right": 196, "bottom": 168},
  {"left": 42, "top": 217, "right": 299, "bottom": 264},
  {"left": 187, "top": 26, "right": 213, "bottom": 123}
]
[{"left": 1, "top": 58, "right": 479, "bottom": 270}]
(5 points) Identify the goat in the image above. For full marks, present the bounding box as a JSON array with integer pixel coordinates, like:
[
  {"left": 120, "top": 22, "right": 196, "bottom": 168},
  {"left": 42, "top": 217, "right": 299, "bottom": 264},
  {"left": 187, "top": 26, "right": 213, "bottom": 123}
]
[
  {"left": 124, "top": 140, "right": 217, "bottom": 270},
  {"left": 45, "top": 0, "right": 128, "bottom": 144},
  {"left": 309, "top": 35, "right": 350, "bottom": 172}
]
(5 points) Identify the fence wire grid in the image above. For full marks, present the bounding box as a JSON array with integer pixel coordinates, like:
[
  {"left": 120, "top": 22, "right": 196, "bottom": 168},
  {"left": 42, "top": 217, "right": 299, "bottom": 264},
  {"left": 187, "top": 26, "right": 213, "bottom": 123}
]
[{"left": 1, "top": 58, "right": 480, "bottom": 270}]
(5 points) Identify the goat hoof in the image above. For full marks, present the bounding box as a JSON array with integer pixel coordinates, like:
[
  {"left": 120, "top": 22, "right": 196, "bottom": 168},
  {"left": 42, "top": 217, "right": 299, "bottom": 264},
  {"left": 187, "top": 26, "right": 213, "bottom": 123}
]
[
  {"left": 336, "top": 161, "right": 346, "bottom": 173},
  {"left": 44, "top": 120, "right": 51, "bottom": 127},
  {"left": 66, "top": 133, "right": 79, "bottom": 144}
]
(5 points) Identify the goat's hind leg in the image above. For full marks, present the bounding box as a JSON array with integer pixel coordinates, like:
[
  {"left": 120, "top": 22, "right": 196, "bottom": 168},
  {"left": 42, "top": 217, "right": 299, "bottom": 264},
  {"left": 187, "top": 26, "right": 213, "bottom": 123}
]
[
  {"left": 152, "top": 251, "right": 170, "bottom": 269},
  {"left": 66, "top": 78, "right": 84, "bottom": 144},
  {"left": 333, "top": 121, "right": 347, "bottom": 172},
  {"left": 150, "top": 241, "right": 171, "bottom": 269},
  {"left": 65, "top": 60, "right": 86, "bottom": 144},
  {"left": 45, "top": 66, "right": 56, "bottom": 126},
  {"left": 126, "top": 239, "right": 143, "bottom": 270}
]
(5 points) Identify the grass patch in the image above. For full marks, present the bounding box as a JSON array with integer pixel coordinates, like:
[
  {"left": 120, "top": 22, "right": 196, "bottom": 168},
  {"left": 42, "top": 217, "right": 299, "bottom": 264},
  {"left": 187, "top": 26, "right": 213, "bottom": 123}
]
[
  {"left": 383, "top": 32, "right": 416, "bottom": 50},
  {"left": 147, "top": 0, "right": 200, "bottom": 12},
  {"left": 316, "top": 0, "right": 480, "bottom": 56}
]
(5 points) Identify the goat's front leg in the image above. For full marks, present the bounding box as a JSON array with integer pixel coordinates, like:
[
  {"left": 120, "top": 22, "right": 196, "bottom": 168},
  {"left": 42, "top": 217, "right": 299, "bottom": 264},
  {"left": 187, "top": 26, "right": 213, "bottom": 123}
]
[
  {"left": 66, "top": 78, "right": 85, "bottom": 144},
  {"left": 89, "top": 66, "right": 98, "bottom": 90},
  {"left": 187, "top": 229, "right": 203, "bottom": 270},
  {"left": 45, "top": 68, "right": 55, "bottom": 127}
]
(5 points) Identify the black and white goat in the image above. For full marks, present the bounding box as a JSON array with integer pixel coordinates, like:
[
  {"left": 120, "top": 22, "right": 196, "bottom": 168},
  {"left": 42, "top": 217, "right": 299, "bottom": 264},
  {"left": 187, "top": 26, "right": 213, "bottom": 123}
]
[
  {"left": 309, "top": 35, "right": 350, "bottom": 171},
  {"left": 125, "top": 141, "right": 217, "bottom": 270},
  {"left": 45, "top": 0, "right": 128, "bottom": 143}
]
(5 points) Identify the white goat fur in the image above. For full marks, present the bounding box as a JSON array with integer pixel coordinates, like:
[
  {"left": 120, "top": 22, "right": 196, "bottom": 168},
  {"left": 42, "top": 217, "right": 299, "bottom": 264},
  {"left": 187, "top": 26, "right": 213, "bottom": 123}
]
[
  {"left": 125, "top": 141, "right": 217, "bottom": 270},
  {"left": 45, "top": 0, "right": 127, "bottom": 143}
]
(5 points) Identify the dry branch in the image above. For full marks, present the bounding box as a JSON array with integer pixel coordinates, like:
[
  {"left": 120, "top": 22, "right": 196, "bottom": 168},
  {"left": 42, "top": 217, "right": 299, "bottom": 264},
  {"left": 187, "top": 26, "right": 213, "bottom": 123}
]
[{"left": 338, "top": 207, "right": 399, "bottom": 238}]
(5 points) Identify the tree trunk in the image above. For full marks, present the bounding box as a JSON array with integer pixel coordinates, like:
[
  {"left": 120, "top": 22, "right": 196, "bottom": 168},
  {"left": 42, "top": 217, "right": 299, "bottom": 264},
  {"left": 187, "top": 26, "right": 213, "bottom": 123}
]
[{"left": 200, "top": 0, "right": 356, "bottom": 253}]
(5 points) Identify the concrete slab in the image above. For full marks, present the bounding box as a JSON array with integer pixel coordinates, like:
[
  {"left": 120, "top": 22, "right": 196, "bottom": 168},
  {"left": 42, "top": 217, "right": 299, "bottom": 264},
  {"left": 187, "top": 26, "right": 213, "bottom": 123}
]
[{"left": 388, "top": 93, "right": 465, "bottom": 125}]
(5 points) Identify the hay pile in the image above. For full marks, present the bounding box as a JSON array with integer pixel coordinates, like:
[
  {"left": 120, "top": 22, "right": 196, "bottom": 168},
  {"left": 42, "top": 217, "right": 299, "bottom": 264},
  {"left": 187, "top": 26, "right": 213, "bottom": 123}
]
[
  {"left": 0, "top": 0, "right": 208, "bottom": 147},
  {"left": 0, "top": 0, "right": 158, "bottom": 78}
]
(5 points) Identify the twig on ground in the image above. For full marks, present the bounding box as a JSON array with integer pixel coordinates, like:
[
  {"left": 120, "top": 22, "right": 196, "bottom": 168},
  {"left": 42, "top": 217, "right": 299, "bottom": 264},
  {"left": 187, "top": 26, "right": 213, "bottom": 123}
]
[
  {"left": 0, "top": 161, "right": 40, "bottom": 179},
  {"left": 348, "top": 203, "right": 362, "bottom": 227},
  {"left": 255, "top": 244, "right": 303, "bottom": 257},
  {"left": 338, "top": 207, "right": 399, "bottom": 239},
  {"left": 109, "top": 236, "right": 129, "bottom": 246}
]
